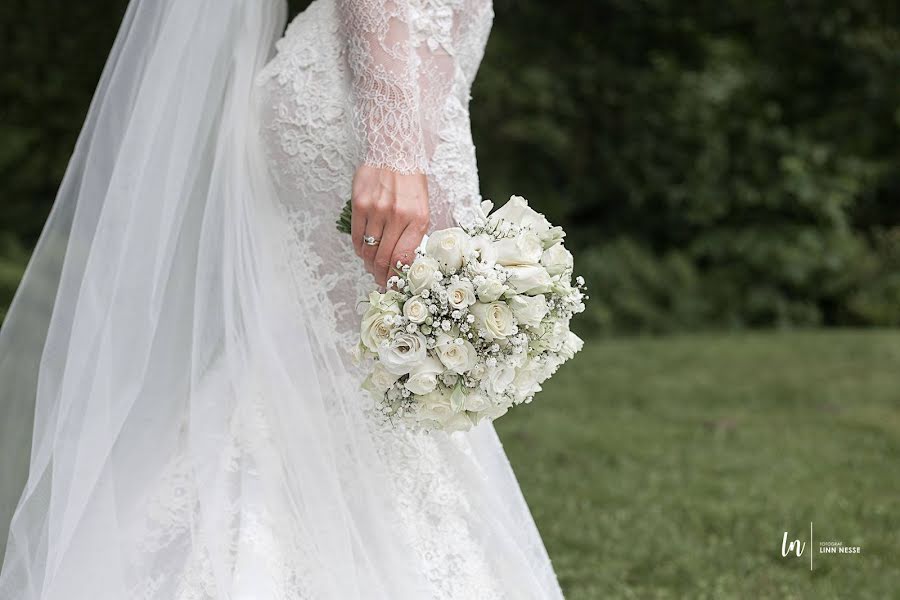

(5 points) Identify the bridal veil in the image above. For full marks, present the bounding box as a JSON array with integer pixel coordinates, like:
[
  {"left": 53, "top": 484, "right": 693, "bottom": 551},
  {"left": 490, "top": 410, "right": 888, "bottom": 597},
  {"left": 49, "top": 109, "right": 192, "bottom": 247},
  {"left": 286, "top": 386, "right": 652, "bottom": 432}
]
[
  {"left": 0, "top": 1, "right": 427, "bottom": 596},
  {"left": 0, "top": 1, "right": 565, "bottom": 597}
]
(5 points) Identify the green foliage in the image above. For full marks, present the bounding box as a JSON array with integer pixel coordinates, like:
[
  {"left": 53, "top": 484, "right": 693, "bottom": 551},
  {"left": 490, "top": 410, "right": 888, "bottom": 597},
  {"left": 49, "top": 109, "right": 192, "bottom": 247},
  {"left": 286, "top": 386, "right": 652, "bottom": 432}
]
[
  {"left": 0, "top": 1, "right": 127, "bottom": 245},
  {"left": 498, "top": 329, "right": 900, "bottom": 597},
  {"left": 2, "top": 0, "right": 899, "bottom": 331},
  {"left": 578, "top": 238, "right": 711, "bottom": 334},
  {"left": 473, "top": 0, "right": 900, "bottom": 332}
]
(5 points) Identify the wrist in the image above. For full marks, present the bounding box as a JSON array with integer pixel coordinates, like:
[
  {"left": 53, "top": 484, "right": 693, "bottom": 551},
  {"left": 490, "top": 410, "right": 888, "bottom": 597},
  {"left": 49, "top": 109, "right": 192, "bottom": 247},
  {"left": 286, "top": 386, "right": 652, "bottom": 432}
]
[{"left": 362, "top": 155, "right": 429, "bottom": 177}]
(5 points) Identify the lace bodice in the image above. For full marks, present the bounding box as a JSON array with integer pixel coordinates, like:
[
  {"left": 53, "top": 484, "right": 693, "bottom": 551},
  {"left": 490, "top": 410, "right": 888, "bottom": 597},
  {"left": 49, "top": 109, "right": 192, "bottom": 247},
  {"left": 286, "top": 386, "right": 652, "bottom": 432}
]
[
  {"left": 255, "top": 0, "right": 494, "bottom": 346},
  {"left": 257, "top": 0, "right": 493, "bottom": 234}
]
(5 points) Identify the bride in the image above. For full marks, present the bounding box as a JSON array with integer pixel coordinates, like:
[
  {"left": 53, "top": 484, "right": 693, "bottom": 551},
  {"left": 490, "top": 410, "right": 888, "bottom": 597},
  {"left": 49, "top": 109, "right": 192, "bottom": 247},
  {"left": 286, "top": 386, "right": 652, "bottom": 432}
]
[{"left": 0, "top": 1, "right": 564, "bottom": 598}]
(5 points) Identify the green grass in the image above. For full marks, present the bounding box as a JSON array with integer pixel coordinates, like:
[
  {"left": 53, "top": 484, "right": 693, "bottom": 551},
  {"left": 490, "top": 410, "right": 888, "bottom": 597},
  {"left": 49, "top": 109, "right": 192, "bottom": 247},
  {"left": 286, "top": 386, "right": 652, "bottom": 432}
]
[{"left": 497, "top": 329, "right": 900, "bottom": 599}]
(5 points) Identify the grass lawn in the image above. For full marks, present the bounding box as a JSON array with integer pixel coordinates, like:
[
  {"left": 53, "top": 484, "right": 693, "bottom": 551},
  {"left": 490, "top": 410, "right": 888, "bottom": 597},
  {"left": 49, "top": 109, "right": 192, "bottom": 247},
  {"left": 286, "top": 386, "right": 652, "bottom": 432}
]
[{"left": 497, "top": 329, "right": 900, "bottom": 599}]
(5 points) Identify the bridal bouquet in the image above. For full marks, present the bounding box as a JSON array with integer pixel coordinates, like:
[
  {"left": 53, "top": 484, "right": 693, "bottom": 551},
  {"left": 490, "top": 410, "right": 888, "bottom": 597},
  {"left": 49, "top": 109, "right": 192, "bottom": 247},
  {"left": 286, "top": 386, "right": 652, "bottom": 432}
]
[{"left": 342, "top": 196, "right": 586, "bottom": 433}]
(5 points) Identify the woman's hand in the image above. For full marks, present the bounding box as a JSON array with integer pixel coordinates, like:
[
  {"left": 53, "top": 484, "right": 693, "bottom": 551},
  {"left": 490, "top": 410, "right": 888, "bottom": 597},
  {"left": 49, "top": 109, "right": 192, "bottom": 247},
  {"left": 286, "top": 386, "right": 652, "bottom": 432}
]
[{"left": 351, "top": 164, "right": 430, "bottom": 287}]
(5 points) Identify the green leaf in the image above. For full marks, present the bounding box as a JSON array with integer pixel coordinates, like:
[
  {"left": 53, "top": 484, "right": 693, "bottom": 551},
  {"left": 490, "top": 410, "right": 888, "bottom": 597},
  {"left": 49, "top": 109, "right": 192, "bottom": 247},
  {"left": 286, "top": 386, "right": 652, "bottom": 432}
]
[
  {"left": 450, "top": 381, "right": 466, "bottom": 413},
  {"left": 336, "top": 199, "right": 353, "bottom": 234}
]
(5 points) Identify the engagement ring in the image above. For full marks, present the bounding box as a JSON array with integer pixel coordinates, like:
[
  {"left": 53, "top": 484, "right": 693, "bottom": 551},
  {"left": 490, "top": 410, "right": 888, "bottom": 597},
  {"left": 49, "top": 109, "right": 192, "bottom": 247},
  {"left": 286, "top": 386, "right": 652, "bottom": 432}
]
[{"left": 363, "top": 235, "right": 380, "bottom": 246}]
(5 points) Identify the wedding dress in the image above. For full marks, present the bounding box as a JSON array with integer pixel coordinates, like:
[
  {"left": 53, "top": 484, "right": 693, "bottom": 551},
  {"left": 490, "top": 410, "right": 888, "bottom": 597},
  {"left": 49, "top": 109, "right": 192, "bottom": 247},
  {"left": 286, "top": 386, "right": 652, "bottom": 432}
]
[{"left": 0, "top": 1, "right": 564, "bottom": 598}]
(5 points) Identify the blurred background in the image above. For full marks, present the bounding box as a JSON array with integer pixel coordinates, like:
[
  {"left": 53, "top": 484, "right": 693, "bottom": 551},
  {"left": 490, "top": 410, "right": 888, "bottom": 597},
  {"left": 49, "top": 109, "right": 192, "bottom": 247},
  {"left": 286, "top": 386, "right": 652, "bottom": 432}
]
[{"left": 1, "top": 0, "right": 898, "bottom": 598}]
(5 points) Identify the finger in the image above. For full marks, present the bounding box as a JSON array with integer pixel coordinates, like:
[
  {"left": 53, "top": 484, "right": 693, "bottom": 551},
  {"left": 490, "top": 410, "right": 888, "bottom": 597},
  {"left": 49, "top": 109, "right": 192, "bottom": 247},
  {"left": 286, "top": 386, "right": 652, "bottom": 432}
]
[
  {"left": 362, "top": 216, "right": 385, "bottom": 276},
  {"left": 391, "top": 222, "right": 426, "bottom": 275},
  {"left": 374, "top": 218, "right": 407, "bottom": 287},
  {"left": 355, "top": 215, "right": 368, "bottom": 258},
  {"left": 351, "top": 194, "right": 368, "bottom": 258}
]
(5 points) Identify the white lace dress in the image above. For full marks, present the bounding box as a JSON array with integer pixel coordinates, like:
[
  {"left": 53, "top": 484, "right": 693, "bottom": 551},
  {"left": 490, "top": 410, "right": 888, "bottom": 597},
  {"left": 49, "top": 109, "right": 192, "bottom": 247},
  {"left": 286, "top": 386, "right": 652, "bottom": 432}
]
[{"left": 118, "top": 1, "right": 564, "bottom": 598}]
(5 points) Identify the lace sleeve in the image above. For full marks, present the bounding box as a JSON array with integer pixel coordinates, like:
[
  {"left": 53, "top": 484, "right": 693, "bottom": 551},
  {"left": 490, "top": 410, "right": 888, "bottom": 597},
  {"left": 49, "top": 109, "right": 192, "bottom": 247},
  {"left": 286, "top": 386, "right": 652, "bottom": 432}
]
[{"left": 338, "top": 0, "right": 455, "bottom": 175}]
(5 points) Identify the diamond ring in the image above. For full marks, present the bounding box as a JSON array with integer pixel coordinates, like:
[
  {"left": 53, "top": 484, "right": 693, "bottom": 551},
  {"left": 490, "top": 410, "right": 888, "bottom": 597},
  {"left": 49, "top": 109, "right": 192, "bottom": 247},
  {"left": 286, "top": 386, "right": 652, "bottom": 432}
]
[{"left": 363, "top": 235, "right": 380, "bottom": 246}]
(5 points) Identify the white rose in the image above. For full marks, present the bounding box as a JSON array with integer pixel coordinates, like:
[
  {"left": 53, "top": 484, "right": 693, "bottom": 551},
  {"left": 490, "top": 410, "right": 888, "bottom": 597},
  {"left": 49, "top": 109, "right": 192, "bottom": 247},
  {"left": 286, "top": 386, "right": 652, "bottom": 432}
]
[
  {"left": 488, "top": 196, "right": 551, "bottom": 233},
  {"left": 533, "top": 357, "right": 558, "bottom": 383},
  {"left": 425, "top": 228, "right": 470, "bottom": 273},
  {"left": 469, "top": 234, "right": 498, "bottom": 266},
  {"left": 541, "top": 243, "right": 574, "bottom": 276},
  {"left": 415, "top": 386, "right": 454, "bottom": 423},
  {"left": 404, "top": 355, "right": 444, "bottom": 395},
  {"left": 482, "top": 364, "right": 516, "bottom": 396},
  {"left": 470, "top": 301, "right": 517, "bottom": 340},
  {"left": 359, "top": 301, "right": 400, "bottom": 353},
  {"left": 560, "top": 330, "right": 584, "bottom": 360},
  {"left": 377, "top": 332, "right": 427, "bottom": 375},
  {"left": 551, "top": 276, "right": 575, "bottom": 296},
  {"left": 493, "top": 231, "right": 543, "bottom": 266},
  {"left": 463, "top": 390, "right": 490, "bottom": 412},
  {"left": 473, "top": 402, "right": 509, "bottom": 424},
  {"left": 547, "top": 320, "right": 569, "bottom": 352},
  {"left": 361, "top": 363, "right": 401, "bottom": 397},
  {"left": 512, "top": 364, "right": 542, "bottom": 402},
  {"left": 507, "top": 294, "right": 549, "bottom": 328},
  {"left": 446, "top": 280, "right": 476, "bottom": 309},
  {"left": 403, "top": 295, "right": 429, "bottom": 324},
  {"left": 468, "top": 259, "right": 494, "bottom": 278},
  {"left": 528, "top": 320, "right": 566, "bottom": 354},
  {"left": 476, "top": 278, "right": 507, "bottom": 303},
  {"left": 468, "top": 362, "right": 487, "bottom": 380},
  {"left": 407, "top": 256, "right": 440, "bottom": 294},
  {"left": 414, "top": 386, "right": 475, "bottom": 432},
  {"left": 441, "top": 411, "right": 475, "bottom": 433},
  {"left": 506, "top": 265, "right": 552, "bottom": 295},
  {"left": 368, "top": 289, "right": 404, "bottom": 310},
  {"left": 434, "top": 334, "right": 477, "bottom": 374},
  {"left": 539, "top": 226, "right": 566, "bottom": 249}
]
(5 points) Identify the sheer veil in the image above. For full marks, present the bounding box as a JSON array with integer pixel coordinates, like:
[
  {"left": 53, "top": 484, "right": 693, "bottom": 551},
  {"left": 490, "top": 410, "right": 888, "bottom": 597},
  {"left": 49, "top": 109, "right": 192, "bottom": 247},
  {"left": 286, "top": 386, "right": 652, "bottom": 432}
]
[
  {"left": 0, "top": 0, "right": 419, "bottom": 596},
  {"left": 0, "top": 0, "right": 567, "bottom": 597}
]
